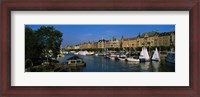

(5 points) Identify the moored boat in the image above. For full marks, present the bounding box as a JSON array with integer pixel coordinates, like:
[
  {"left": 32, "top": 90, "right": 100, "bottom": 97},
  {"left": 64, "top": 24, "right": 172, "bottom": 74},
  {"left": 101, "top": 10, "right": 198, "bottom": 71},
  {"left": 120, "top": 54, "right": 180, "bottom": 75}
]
[
  {"left": 139, "top": 47, "right": 150, "bottom": 62},
  {"left": 78, "top": 51, "right": 88, "bottom": 55},
  {"left": 119, "top": 54, "right": 127, "bottom": 61},
  {"left": 86, "top": 52, "right": 94, "bottom": 56},
  {"left": 151, "top": 48, "right": 160, "bottom": 61},
  {"left": 126, "top": 56, "right": 140, "bottom": 62},
  {"left": 109, "top": 54, "right": 118, "bottom": 60},
  {"left": 165, "top": 52, "right": 175, "bottom": 64}
]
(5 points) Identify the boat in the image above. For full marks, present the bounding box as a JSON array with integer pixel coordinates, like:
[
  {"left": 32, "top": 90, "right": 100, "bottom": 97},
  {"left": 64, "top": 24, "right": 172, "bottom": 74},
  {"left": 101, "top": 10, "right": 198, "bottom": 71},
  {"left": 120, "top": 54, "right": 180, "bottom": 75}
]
[
  {"left": 139, "top": 48, "right": 145, "bottom": 62},
  {"left": 113, "top": 55, "right": 120, "bottom": 60},
  {"left": 139, "top": 47, "right": 150, "bottom": 62},
  {"left": 126, "top": 56, "right": 140, "bottom": 62},
  {"left": 74, "top": 52, "right": 79, "bottom": 55},
  {"left": 110, "top": 55, "right": 116, "bottom": 60},
  {"left": 67, "top": 55, "right": 86, "bottom": 66},
  {"left": 104, "top": 55, "right": 110, "bottom": 59},
  {"left": 86, "top": 52, "right": 94, "bottom": 56},
  {"left": 78, "top": 51, "right": 88, "bottom": 55},
  {"left": 119, "top": 54, "right": 127, "bottom": 61},
  {"left": 165, "top": 52, "right": 175, "bottom": 64},
  {"left": 144, "top": 47, "right": 150, "bottom": 61},
  {"left": 98, "top": 53, "right": 105, "bottom": 56},
  {"left": 151, "top": 48, "right": 160, "bottom": 61},
  {"left": 109, "top": 54, "right": 118, "bottom": 60}
]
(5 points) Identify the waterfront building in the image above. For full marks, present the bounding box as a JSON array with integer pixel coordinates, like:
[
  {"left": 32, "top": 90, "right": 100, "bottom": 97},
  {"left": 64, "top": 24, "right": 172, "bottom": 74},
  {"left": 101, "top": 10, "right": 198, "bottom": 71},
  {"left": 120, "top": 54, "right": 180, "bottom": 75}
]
[
  {"left": 122, "top": 37, "right": 137, "bottom": 48},
  {"left": 137, "top": 32, "right": 159, "bottom": 47},
  {"left": 98, "top": 39, "right": 108, "bottom": 48},
  {"left": 65, "top": 31, "right": 175, "bottom": 50},
  {"left": 65, "top": 46, "right": 75, "bottom": 50},
  {"left": 74, "top": 45, "right": 80, "bottom": 49},
  {"left": 158, "top": 32, "right": 175, "bottom": 46},
  {"left": 79, "top": 42, "right": 97, "bottom": 49},
  {"left": 106, "top": 37, "right": 121, "bottom": 48}
]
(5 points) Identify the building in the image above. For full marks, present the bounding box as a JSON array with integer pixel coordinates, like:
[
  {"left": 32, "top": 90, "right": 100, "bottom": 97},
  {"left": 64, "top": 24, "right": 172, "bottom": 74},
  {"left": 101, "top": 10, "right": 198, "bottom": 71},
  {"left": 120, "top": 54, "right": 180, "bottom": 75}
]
[
  {"left": 65, "top": 46, "right": 74, "bottom": 50},
  {"left": 74, "top": 45, "right": 80, "bottom": 49},
  {"left": 65, "top": 31, "right": 175, "bottom": 50},
  {"left": 98, "top": 39, "right": 107, "bottom": 48},
  {"left": 122, "top": 37, "right": 137, "bottom": 48}
]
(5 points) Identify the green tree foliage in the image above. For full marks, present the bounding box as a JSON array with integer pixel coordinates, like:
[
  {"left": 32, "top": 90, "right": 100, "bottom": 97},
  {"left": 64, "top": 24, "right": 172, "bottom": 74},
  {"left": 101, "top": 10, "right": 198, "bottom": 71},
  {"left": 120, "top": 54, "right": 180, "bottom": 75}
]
[
  {"left": 25, "top": 26, "right": 63, "bottom": 66},
  {"left": 35, "top": 26, "right": 63, "bottom": 59},
  {"left": 25, "top": 27, "right": 40, "bottom": 61}
]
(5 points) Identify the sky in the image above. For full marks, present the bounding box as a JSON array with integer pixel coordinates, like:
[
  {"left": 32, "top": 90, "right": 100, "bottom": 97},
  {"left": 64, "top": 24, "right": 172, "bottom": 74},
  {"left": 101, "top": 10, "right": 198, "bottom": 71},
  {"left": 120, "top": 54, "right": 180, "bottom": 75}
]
[{"left": 26, "top": 25, "right": 175, "bottom": 47}]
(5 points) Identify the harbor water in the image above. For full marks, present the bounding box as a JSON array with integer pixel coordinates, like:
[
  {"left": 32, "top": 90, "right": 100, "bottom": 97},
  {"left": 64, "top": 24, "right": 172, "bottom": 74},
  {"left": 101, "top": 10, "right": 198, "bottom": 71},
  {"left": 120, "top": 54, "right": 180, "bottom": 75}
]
[{"left": 57, "top": 54, "right": 175, "bottom": 72}]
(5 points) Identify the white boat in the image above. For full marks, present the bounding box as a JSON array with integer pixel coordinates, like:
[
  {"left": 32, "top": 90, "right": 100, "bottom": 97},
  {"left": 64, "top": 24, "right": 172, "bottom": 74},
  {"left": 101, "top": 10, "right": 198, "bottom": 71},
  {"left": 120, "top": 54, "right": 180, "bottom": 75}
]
[
  {"left": 139, "top": 47, "right": 150, "bottom": 62},
  {"left": 119, "top": 55, "right": 127, "bottom": 61},
  {"left": 126, "top": 56, "right": 140, "bottom": 62},
  {"left": 165, "top": 52, "right": 175, "bottom": 64},
  {"left": 74, "top": 52, "right": 79, "bottom": 55},
  {"left": 78, "top": 51, "right": 88, "bottom": 55},
  {"left": 86, "top": 52, "right": 94, "bottom": 55},
  {"left": 139, "top": 48, "right": 145, "bottom": 62},
  {"left": 152, "top": 48, "right": 160, "bottom": 61},
  {"left": 109, "top": 54, "right": 118, "bottom": 60},
  {"left": 144, "top": 47, "right": 150, "bottom": 61}
]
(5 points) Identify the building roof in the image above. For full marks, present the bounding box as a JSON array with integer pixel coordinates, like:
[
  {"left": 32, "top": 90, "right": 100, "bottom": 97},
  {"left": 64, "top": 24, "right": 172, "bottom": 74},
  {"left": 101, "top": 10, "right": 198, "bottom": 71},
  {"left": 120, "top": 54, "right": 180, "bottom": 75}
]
[
  {"left": 159, "top": 31, "right": 175, "bottom": 36},
  {"left": 67, "top": 55, "right": 82, "bottom": 60},
  {"left": 139, "top": 32, "right": 159, "bottom": 38},
  {"left": 98, "top": 39, "right": 109, "bottom": 42},
  {"left": 124, "top": 37, "right": 137, "bottom": 41}
]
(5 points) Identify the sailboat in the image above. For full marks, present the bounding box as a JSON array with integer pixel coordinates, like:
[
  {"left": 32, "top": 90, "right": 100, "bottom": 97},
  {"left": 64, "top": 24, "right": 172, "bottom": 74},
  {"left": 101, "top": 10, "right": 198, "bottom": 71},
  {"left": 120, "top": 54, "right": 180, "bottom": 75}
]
[
  {"left": 151, "top": 48, "right": 160, "bottom": 61},
  {"left": 139, "top": 47, "right": 150, "bottom": 62},
  {"left": 143, "top": 47, "right": 150, "bottom": 61},
  {"left": 139, "top": 47, "right": 145, "bottom": 62}
]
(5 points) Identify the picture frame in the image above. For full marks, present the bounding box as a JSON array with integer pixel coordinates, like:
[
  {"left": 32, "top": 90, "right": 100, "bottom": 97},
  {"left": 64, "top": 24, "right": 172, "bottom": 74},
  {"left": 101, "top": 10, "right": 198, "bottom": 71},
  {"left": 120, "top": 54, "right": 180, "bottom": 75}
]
[{"left": 0, "top": 0, "right": 199, "bottom": 96}]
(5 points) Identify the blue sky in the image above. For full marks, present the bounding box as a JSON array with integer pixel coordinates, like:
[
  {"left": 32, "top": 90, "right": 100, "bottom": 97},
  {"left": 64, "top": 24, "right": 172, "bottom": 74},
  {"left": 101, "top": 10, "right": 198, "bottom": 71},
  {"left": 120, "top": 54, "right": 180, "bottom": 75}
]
[{"left": 26, "top": 25, "right": 175, "bottom": 47}]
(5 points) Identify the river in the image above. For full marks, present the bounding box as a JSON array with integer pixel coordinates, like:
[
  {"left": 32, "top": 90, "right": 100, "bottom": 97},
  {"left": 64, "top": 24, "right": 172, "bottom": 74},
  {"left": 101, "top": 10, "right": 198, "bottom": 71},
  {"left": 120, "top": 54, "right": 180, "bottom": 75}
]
[{"left": 57, "top": 54, "right": 175, "bottom": 72}]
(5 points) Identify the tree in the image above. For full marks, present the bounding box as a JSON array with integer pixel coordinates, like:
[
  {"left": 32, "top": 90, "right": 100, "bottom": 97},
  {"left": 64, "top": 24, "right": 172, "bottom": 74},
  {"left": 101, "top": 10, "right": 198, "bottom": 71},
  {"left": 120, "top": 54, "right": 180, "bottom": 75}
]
[
  {"left": 25, "top": 26, "right": 63, "bottom": 66},
  {"left": 35, "top": 26, "right": 63, "bottom": 62},
  {"left": 25, "top": 27, "right": 39, "bottom": 67}
]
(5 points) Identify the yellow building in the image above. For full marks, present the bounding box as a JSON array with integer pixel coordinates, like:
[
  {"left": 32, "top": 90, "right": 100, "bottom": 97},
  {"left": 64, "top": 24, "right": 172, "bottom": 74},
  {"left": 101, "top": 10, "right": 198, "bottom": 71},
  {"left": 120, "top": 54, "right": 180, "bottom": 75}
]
[
  {"left": 79, "top": 42, "right": 98, "bottom": 49},
  {"left": 121, "top": 31, "right": 175, "bottom": 48},
  {"left": 158, "top": 32, "right": 174, "bottom": 46},
  {"left": 122, "top": 38, "right": 137, "bottom": 48},
  {"left": 97, "top": 39, "right": 107, "bottom": 48},
  {"left": 65, "top": 31, "right": 175, "bottom": 50},
  {"left": 106, "top": 40, "right": 121, "bottom": 48}
]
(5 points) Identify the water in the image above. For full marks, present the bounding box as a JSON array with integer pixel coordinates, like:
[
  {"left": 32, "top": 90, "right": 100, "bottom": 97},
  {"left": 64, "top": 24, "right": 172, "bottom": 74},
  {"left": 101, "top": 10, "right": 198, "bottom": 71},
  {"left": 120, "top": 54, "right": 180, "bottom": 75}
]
[{"left": 57, "top": 54, "right": 175, "bottom": 72}]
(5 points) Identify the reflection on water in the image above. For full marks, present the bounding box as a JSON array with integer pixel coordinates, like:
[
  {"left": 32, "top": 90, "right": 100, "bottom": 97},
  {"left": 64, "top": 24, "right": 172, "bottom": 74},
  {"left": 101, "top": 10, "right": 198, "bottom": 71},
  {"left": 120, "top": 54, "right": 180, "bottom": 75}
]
[{"left": 57, "top": 54, "right": 175, "bottom": 72}]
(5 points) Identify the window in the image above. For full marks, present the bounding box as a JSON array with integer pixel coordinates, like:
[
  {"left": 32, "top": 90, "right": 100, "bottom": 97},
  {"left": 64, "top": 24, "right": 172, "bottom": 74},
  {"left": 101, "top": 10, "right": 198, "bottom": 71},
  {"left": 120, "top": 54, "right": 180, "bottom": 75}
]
[
  {"left": 71, "top": 61, "right": 76, "bottom": 63},
  {"left": 77, "top": 60, "right": 81, "bottom": 63}
]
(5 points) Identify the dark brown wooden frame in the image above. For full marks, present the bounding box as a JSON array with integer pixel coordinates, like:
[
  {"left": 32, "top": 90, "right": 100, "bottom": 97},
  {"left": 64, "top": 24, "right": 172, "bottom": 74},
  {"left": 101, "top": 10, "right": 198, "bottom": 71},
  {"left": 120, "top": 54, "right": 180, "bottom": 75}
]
[{"left": 0, "top": 0, "right": 199, "bottom": 97}]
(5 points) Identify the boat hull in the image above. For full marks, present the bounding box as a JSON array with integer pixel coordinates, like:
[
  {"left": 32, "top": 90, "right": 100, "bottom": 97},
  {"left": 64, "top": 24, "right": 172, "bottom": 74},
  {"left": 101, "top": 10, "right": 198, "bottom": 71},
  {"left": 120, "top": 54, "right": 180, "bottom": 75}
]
[
  {"left": 152, "top": 59, "right": 160, "bottom": 62},
  {"left": 139, "top": 59, "right": 146, "bottom": 63},
  {"left": 119, "top": 58, "right": 126, "bottom": 61},
  {"left": 127, "top": 58, "right": 140, "bottom": 62}
]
